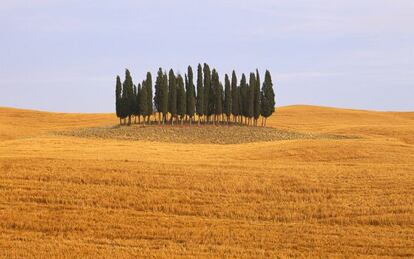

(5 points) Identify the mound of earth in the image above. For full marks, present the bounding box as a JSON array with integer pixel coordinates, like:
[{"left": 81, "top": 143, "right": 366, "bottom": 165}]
[{"left": 57, "top": 124, "right": 352, "bottom": 144}]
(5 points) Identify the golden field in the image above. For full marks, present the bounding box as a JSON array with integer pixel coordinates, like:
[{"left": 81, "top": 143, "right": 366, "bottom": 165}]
[{"left": 0, "top": 105, "right": 413, "bottom": 257}]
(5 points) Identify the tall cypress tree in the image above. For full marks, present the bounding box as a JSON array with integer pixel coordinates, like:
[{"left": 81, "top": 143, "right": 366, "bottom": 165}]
[
  {"left": 154, "top": 68, "right": 163, "bottom": 124},
  {"left": 136, "top": 83, "right": 142, "bottom": 123},
  {"left": 161, "top": 72, "right": 169, "bottom": 124},
  {"left": 132, "top": 84, "right": 139, "bottom": 123},
  {"left": 123, "top": 69, "right": 134, "bottom": 125},
  {"left": 260, "top": 70, "right": 275, "bottom": 126},
  {"left": 211, "top": 69, "right": 221, "bottom": 124},
  {"left": 168, "top": 69, "right": 177, "bottom": 125},
  {"left": 146, "top": 72, "right": 153, "bottom": 123},
  {"left": 139, "top": 81, "right": 148, "bottom": 125},
  {"left": 196, "top": 64, "right": 204, "bottom": 124},
  {"left": 253, "top": 69, "right": 261, "bottom": 126},
  {"left": 186, "top": 66, "right": 196, "bottom": 125},
  {"left": 247, "top": 73, "right": 255, "bottom": 125},
  {"left": 217, "top": 82, "right": 223, "bottom": 123},
  {"left": 176, "top": 74, "right": 186, "bottom": 124},
  {"left": 239, "top": 74, "right": 248, "bottom": 124},
  {"left": 203, "top": 63, "right": 211, "bottom": 122},
  {"left": 230, "top": 71, "right": 239, "bottom": 123},
  {"left": 224, "top": 74, "right": 231, "bottom": 123},
  {"left": 115, "top": 75, "right": 122, "bottom": 124}
]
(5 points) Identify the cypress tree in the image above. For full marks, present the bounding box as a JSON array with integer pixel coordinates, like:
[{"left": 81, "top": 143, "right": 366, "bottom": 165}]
[
  {"left": 253, "top": 69, "right": 261, "bottom": 126},
  {"left": 230, "top": 71, "right": 239, "bottom": 123},
  {"left": 260, "top": 70, "right": 275, "bottom": 126},
  {"left": 123, "top": 69, "right": 134, "bottom": 125},
  {"left": 216, "top": 82, "right": 223, "bottom": 124},
  {"left": 115, "top": 75, "right": 122, "bottom": 125},
  {"left": 139, "top": 81, "right": 148, "bottom": 125},
  {"left": 154, "top": 68, "right": 163, "bottom": 124},
  {"left": 132, "top": 84, "right": 139, "bottom": 123},
  {"left": 136, "top": 83, "right": 142, "bottom": 123},
  {"left": 203, "top": 64, "right": 211, "bottom": 122},
  {"left": 196, "top": 64, "right": 204, "bottom": 124},
  {"left": 146, "top": 72, "right": 153, "bottom": 123},
  {"left": 168, "top": 69, "right": 177, "bottom": 125},
  {"left": 161, "top": 72, "right": 169, "bottom": 124},
  {"left": 247, "top": 73, "right": 255, "bottom": 125},
  {"left": 239, "top": 74, "right": 248, "bottom": 124},
  {"left": 210, "top": 69, "right": 218, "bottom": 123},
  {"left": 186, "top": 66, "right": 196, "bottom": 125},
  {"left": 176, "top": 74, "right": 186, "bottom": 124},
  {"left": 224, "top": 74, "right": 231, "bottom": 124}
]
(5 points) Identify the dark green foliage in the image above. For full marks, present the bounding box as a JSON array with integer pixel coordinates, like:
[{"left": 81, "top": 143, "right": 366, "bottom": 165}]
[
  {"left": 139, "top": 81, "right": 148, "bottom": 118},
  {"left": 168, "top": 69, "right": 177, "bottom": 118},
  {"left": 186, "top": 66, "right": 196, "bottom": 119},
  {"left": 254, "top": 69, "right": 261, "bottom": 120},
  {"left": 146, "top": 72, "right": 153, "bottom": 117},
  {"left": 161, "top": 72, "right": 169, "bottom": 122},
  {"left": 247, "top": 73, "right": 255, "bottom": 119},
  {"left": 115, "top": 75, "right": 122, "bottom": 120},
  {"left": 261, "top": 70, "right": 275, "bottom": 118},
  {"left": 224, "top": 74, "right": 231, "bottom": 118},
  {"left": 196, "top": 64, "right": 204, "bottom": 117},
  {"left": 176, "top": 74, "right": 186, "bottom": 119},
  {"left": 154, "top": 68, "right": 163, "bottom": 113},
  {"left": 203, "top": 64, "right": 211, "bottom": 117},
  {"left": 231, "top": 71, "right": 239, "bottom": 117}
]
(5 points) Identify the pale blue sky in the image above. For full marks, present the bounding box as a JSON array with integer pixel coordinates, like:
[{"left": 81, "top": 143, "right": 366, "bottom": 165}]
[{"left": 1, "top": 0, "right": 413, "bottom": 112}]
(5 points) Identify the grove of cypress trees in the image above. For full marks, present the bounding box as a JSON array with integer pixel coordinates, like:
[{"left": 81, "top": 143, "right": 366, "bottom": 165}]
[
  {"left": 186, "top": 66, "right": 196, "bottom": 125},
  {"left": 196, "top": 64, "right": 204, "bottom": 125},
  {"left": 115, "top": 75, "right": 122, "bottom": 125},
  {"left": 154, "top": 68, "right": 163, "bottom": 124},
  {"left": 224, "top": 74, "right": 231, "bottom": 124},
  {"left": 146, "top": 72, "right": 153, "bottom": 123},
  {"left": 168, "top": 69, "right": 177, "bottom": 125},
  {"left": 115, "top": 66, "right": 275, "bottom": 127},
  {"left": 260, "top": 70, "right": 275, "bottom": 126},
  {"left": 203, "top": 63, "right": 211, "bottom": 123},
  {"left": 162, "top": 72, "right": 169, "bottom": 124},
  {"left": 230, "top": 71, "right": 239, "bottom": 123},
  {"left": 139, "top": 81, "right": 148, "bottom": 125},
  {"left": 253, "top": 69, "right": 261, "bottom": 126},
  {"left": 176, "top": 74, "right": 186, "bottom": 124}
]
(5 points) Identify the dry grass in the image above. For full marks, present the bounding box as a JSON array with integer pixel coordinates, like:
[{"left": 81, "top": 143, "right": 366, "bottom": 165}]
[
  {"left": 57, "top": 124, "right": 352, "bottom": 144},
  {"left": 0, "top": 105, "right": 413, "bottom": 257}
]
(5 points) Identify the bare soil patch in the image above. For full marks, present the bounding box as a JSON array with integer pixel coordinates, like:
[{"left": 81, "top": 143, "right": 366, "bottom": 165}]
[{"left": 57, "top": 124, "right": 352, "bottom": 144}]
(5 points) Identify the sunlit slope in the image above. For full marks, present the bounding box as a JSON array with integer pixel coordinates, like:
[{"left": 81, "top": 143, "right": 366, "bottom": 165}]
[
  {"left": 0, "top": 107, "right": 117, "bottom": 141},
  {"left": 0, "top": 105, "right": 413, "bottom": 257},
  {"left": 268, "top": 105, "right": 414, "bottom": 143}
]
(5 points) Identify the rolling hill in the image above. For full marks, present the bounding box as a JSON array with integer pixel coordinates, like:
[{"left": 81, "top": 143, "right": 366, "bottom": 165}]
[{"left": 0, "top": 105, "right": 413, "bottom": 257}]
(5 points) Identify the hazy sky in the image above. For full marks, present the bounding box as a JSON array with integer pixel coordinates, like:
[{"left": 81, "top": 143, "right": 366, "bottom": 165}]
[{"left": 1, "top": 0, "right": 413, "bottom": 112}]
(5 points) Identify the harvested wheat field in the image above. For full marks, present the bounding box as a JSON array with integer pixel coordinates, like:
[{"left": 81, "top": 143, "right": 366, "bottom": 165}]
[{"left": 0, "top": 105, "right": 414, "bottom": 257}]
